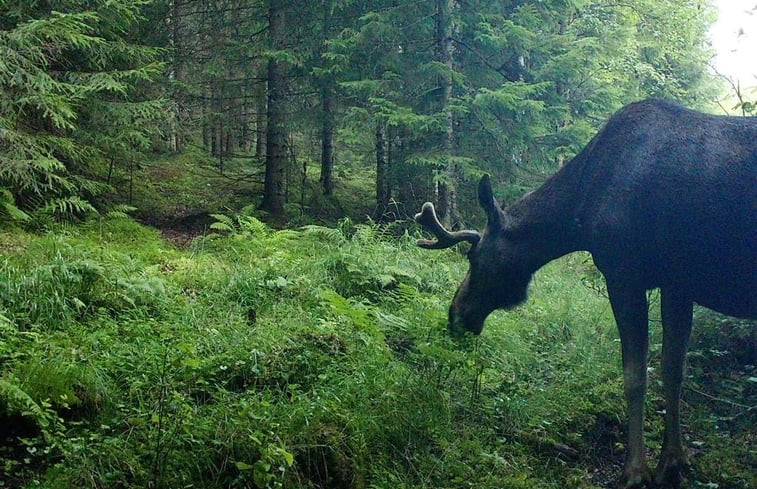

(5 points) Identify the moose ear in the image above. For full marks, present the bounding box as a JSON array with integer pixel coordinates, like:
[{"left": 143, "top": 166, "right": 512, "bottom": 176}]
[{"left": 477, "top": 174, "right": 502, "bottom": 227}]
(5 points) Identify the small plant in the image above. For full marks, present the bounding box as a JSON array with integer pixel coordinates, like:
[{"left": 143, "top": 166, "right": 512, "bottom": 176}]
[{"left": 208, "top": 206, "right": 270, "bottom": 237}]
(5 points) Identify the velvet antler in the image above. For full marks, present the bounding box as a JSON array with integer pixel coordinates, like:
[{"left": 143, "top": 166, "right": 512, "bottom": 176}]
[{"left": 414, "top": 202, "right": 480, "bottom": 249}]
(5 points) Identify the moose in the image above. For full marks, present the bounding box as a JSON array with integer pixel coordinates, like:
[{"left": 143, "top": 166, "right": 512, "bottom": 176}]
[{"left": 415, "top": 99, "right": 756, "bottom": 488}]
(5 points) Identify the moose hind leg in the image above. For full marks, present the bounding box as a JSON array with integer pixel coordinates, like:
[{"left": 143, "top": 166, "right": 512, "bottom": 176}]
[
  {"left": 655, "top": 291, "right": 693, "bottom": 487},
  {"left": 607, "top": 282, "right": 652, "bottom": 488}
]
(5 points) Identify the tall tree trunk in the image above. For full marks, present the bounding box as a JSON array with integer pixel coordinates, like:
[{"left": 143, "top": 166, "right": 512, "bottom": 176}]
[
  {"left": 202, "top": 83, "right": 211, "bottom": 151},
  {"left": 214, "top": 113, "right": 222, "bottom": 157},
  {"left": 320, "top": 82, "right": 335, "bottom": 196},
  {"left": 318, "top": 2, "right": 336, "bottom": 196},
  {"left": 255, "top": 77, "right": 267, "bottom": 159},
  {"left": 167, "top": 0, "right": 180, "bottom": 153},
  {"left": 213, "top": 87, "right": 224, "bottom": 172},
  {"left": 202, "top": 118, "right": 209, "bottom": 150},
  {"left": 241, "top": 84, "right": 252, "bottom": 153},
  {"left": 375, "top": 119, "right": 390, "bottom": 213},
  {"left": 260, "top": 0, "right": 287, "bottom": 217},
  {"left": 435, "top": 0, "right": 461, "bottom": 227}
]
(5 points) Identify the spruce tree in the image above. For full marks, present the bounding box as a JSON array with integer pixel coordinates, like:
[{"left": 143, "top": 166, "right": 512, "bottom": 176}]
[{"left": 0, "top": 0, "right": 163, "bottom": 223}]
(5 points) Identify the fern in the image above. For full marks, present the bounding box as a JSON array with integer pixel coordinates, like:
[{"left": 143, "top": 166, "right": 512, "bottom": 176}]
[
  {"left": 318, "top": 288, "right": 375, "bottom": 330},
  {"left": 209, "top": 213, "right": 235, "bottom": 233},
  {"left": 300, "top": 224, "right": 347, "bottom": 244},
  {"left": 104, "top": 204, "right": 136, "bottom": 220},
  {"left": 0, "top": 377, "right": 61, "bottom": 431},
  {"left": 0, "top": 188, "right": 31, "bottom": 222},
  {"left": 208, "top": 212, "right": 270, "bottom": 237},
  {"left": 237, "top": 215, "right": 268, "bottom": 235},
  {"left": 39, "top": 196, "right": 98, "bottom": 218}
]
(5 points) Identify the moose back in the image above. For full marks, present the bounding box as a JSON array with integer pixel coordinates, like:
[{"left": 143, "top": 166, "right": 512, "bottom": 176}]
[{"left": 415, "top": 99, "right": 756, "bottom": 488}]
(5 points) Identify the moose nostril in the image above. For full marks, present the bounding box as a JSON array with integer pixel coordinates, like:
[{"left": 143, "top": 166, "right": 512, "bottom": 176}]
[
  {"left": 448, "top": 319, "right": 466, "bottom": 338},
  {"left": 448, "top": 307, "right": 465, "bottom": 337}
]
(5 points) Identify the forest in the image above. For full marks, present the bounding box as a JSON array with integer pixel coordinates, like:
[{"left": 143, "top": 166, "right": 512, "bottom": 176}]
[{"left": 0, "top": 0, "right": 755, "bottom": 488}]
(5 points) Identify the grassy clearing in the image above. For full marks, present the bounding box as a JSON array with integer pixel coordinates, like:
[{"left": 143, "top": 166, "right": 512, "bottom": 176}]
[{"left": 0, "top": 214, "right": 754, "bottom": 488}]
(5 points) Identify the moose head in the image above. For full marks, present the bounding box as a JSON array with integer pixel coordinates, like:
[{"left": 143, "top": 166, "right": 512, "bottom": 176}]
[{"left": 415, "top": 175, "right": 531, "bottom": 335}]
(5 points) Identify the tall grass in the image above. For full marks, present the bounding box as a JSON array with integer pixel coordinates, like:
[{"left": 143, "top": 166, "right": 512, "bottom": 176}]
[{"left": 0, "top": 214, "right": 753, "bottom": 489}]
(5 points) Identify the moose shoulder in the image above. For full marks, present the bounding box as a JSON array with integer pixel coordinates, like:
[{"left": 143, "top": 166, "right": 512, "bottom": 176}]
[{"left": 415, "top": 99, "right": 756, "bottom": 488}]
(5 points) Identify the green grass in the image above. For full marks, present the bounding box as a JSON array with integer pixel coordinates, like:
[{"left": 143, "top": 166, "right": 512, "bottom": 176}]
[{"left": 0, "top": 214, "right": 754, "bottom": 488}]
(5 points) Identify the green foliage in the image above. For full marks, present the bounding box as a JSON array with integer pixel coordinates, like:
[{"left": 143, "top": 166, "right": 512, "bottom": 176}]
[
  {"left": 0, "top": 0, "right": 164, "bottom": 224},
  {"left": 208, "top": 207, "right": 269, "bottom": 238},
  {"left": 0, "top": 188, "right": 30, "bottom": 222},
  {"left": 38, "top": 196, "right": 98, "bottom": 220},
  {"left": 1, "top": 0, "right": 723, "bottom": 228},
  {"left": 0, "top": 376, "right": 63, "bottom": 432},
  {"left": 0, "top": 248, "right": 167, "bottom": 330},
  {"left": 1, "top": 217, "right": 752, "bottom": 488},
  {"left": 320, "top": 0, "right": 721, "bottom": 220}
]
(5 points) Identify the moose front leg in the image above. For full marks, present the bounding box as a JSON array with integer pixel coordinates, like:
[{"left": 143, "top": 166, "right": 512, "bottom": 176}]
[
  {"left": 654, "top": 291, "right": 693, "bottom": 487},
  {"left": 607, "top": 281, "right": 652, "bottom": 488}
]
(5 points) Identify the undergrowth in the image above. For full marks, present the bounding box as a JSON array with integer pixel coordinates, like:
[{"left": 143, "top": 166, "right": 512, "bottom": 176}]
[{"left": 0, "top": 213, "right": 753, "bottom": 488}]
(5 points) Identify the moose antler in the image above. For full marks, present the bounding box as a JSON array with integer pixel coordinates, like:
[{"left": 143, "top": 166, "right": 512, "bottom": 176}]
[{"left": 414, "top": 202, "right": 480, "bottom": 249}]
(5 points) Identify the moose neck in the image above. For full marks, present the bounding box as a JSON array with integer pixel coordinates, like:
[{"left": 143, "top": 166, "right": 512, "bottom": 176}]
[{"left": 502, "top": 166, "right": 586, "bottom": 273}]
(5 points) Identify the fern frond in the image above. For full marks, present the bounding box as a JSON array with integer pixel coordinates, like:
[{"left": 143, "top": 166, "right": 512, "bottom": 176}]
[
  {"left": 0, "top": 377, "right": 52, "bottom": 427},
  {"left": 300, "top": 225, "right": 346, "bottom": 244},
  {"left": 0, "top": 188, "right": 31, "bottom": 222},
  {"left": 39, "top": 196, "right": 97, "bottom": 218},
  {"left": 237, "top": 215, "right": 268, "bottom": 235},
  {"left": 104, "top": 204, "right": 136, "bottom": 220},
  {"left": 2, "top": 201, "right": 32, "bottom": 222},
  {"left": 209, "top": 222, "right": 234, "bottom": 232},
  {"left": 209, "top": 213, "right": 234, "bottom": 227}
]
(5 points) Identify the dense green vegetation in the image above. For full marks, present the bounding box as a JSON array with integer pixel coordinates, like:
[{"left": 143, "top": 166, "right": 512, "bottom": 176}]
[
  {"left": 1, "top": 1, "right": 755, "bottom": 488},
  {"left": 1, "top": 201, "right": 754, "bottom": 488},
  {"left": 1, "top": 0, "right": 743, "bottom": 227}
]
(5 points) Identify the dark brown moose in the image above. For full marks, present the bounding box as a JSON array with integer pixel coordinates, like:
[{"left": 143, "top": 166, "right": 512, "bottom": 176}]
[{"left": 415, "top": 99, "right": 756, "bottom": 488}]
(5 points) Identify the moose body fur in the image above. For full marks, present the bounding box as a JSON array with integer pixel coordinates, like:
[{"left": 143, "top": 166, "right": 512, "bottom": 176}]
[{"left": 415, "top": 99, "right": 756, "bottom": 488}]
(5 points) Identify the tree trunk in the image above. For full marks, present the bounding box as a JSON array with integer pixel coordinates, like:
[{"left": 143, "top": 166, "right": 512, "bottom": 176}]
[
  {"left": 320, "top": 82, "right": 335, "bottom": 196},
  {"left": 375, "top": 119, "right": 390, "bottom": 213},
  {"left": 435, "top": 0, "right": 461, "bottom": 227},
  {"left": 167, "top": 0, "right": 179, "bottom": 153},
  {"left": 214, "top": 115, "right": 223, "bottom": 157},
  {"left": 260, "top": 0, "right": 287, "bottom": 217},
  {"left": 255, "top": 77, "right": 267, "bottom": 160},
  {"left": 318, "top": 3, "right": 336, "bottom": 196},
  {"left": 240, "top": 84, "right": 252, "bottom": 153},
  {"left": 213, "top": 95, "right": 224, "bottom": 172},
  {"left": 202, "top": 84, "right": 211, "bottom": 151}
]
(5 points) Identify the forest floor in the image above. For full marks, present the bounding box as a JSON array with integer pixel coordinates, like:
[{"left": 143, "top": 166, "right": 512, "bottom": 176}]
[
  {"left": 120, "top": 149, "right": 378, "bottom": 246},
  {"left": 1, "top": 152, "right": 754, "bottom": 489}
]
